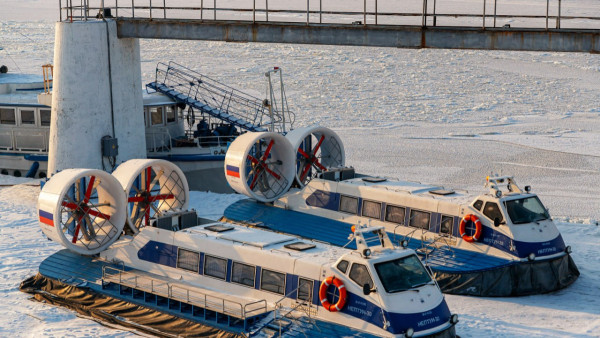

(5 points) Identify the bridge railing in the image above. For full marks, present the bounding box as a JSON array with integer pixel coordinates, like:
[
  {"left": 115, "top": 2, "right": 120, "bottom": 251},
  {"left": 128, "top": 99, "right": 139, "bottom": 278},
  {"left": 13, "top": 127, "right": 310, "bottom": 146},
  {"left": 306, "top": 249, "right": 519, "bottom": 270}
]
[{"left": 60, "top": 1, "right": 600, "bottom": 30}]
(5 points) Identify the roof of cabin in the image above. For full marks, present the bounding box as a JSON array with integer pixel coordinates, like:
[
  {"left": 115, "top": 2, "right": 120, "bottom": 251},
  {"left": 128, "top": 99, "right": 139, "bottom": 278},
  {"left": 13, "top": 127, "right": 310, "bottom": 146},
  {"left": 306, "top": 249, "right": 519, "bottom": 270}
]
[
  {"left": 340, "top": 176, "right": 478, "bottom": 204},
  {"left": 180, "top": 222, "right": 349, "bottom": 264},
  {"left": 142, "top": 91, "right": 176, "bottom": 106}
]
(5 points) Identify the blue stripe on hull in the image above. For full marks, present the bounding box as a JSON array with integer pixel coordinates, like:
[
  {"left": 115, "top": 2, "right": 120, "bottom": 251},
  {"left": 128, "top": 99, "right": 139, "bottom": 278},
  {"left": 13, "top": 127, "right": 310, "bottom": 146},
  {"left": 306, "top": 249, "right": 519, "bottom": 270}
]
[
  {"left": 305, "top": 189, "right": 566, "bottom": 260},
  {"left": 136, "top": 240, "right": 452, "bottom": 336}
]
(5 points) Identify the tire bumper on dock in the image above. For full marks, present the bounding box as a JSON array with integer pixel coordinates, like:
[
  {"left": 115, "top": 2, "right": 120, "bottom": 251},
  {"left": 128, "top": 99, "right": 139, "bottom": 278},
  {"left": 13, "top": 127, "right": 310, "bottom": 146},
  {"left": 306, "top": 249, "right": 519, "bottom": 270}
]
[{"left": 433, "top": 252, "right": 579, "bottom": 297}]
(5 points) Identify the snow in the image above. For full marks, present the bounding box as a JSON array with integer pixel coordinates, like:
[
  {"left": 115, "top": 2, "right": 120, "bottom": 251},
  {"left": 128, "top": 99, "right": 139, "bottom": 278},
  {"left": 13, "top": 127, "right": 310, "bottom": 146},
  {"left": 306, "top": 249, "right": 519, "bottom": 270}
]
[{"left": 1, "top": 1, "right": 600, "bottom": 337}]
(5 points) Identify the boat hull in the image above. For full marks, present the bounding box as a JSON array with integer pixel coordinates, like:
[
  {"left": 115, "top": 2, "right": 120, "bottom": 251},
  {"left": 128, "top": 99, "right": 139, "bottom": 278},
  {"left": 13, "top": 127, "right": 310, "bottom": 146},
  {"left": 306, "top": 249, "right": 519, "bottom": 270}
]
[{"left": 223, "top": 199, "right": 579, "bottom": 297}]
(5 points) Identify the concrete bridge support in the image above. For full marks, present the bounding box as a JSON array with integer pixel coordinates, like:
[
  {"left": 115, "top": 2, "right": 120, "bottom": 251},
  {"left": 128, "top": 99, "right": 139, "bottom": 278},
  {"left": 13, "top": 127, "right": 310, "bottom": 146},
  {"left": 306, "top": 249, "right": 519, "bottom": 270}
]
[{"left": 49, "top": 20, "right": 145, "bottom": 175}]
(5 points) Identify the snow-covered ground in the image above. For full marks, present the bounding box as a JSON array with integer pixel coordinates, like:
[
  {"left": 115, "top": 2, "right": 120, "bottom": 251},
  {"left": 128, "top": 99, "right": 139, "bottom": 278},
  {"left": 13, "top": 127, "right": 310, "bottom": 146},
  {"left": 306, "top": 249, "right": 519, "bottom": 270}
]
[{"left": 1, "top": 1, "right": 600, "bottom": 337}]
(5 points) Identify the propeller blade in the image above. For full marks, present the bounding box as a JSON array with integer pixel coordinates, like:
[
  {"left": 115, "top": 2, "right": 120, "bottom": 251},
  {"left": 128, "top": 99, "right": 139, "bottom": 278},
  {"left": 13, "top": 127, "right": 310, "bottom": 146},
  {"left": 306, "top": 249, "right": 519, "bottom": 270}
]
[
  {"left": 262, "top": 139, "right": 275, "bottom": 161},
  {"left": 83, "top": 176, "right": 96, "bottom": 203},
  {"left": 313, "top": 134, "right": 325, "bottom": 154}
]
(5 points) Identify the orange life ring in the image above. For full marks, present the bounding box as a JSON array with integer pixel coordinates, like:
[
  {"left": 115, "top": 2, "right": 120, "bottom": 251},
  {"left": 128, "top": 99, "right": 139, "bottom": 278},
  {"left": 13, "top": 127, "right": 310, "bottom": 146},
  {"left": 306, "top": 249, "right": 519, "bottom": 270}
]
[
  {"left": 319, "top": 276, "right": 347, "bottom": 312},
  {"left": 459, "top": 214, "right": 482, "bottom": 242}
]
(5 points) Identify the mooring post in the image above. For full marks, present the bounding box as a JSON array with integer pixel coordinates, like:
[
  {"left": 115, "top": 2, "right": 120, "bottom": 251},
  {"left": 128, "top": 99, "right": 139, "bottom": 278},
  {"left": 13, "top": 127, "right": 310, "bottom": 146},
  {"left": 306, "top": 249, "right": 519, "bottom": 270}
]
[{"left": 131, "top": 0, "right": 134, "bottom": 18}]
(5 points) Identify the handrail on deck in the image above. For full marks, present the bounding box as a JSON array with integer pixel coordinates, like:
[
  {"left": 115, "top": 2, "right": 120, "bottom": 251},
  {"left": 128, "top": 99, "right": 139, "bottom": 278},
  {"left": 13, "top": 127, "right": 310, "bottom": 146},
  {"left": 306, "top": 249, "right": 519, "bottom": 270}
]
[
  {"left": 102, "top": 265, "right": 269, "bottom": 319},
  {"left": 60, "top": 0, "right": 600, "bottom": 30}
]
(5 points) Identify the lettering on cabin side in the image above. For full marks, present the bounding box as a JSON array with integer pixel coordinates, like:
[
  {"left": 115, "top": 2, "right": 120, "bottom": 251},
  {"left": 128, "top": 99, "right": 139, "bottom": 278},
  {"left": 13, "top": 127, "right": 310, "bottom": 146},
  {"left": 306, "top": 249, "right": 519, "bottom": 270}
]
[
  {"left": 417, "top": 316, "right": 440, "bottom": 327},
  {"left": 347, "top": 306, "right": 372, "bottom": 317}
]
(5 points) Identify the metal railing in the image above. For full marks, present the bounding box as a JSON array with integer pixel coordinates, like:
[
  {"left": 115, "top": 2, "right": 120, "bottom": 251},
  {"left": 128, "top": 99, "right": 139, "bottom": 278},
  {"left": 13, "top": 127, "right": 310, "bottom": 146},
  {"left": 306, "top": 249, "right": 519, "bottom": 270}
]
[
  {"left": 102, "top": 265, "right": 269, "bottom": 319},
  {"left": 150, "top": 62, "right": 276, "bottom": 131},
  {"left": 60, "top": 0, "right": 600, "bottom": 30}
]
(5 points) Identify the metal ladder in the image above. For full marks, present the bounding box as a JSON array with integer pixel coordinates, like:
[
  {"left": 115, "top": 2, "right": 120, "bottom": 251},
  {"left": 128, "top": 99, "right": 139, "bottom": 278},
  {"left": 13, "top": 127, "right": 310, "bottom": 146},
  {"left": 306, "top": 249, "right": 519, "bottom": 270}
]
[{"left": 146, "top": 62, "right": 292, "bottom": 133}]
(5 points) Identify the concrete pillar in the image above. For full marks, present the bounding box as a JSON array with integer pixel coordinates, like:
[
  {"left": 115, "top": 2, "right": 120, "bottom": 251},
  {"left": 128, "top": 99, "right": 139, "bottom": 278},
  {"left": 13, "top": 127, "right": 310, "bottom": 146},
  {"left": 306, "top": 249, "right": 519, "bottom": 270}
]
[{"left": 48, "top": 20, "right": 145, "bottom": 175}]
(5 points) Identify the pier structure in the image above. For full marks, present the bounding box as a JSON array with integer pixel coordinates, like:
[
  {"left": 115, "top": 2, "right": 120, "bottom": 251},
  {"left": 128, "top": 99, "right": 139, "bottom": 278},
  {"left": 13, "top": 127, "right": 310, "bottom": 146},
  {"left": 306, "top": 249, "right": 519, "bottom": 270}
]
[
  {"left": 48, "top": 20, "right": 145, "bottom": 175},
  {"left": 60, "top": 1, "right": 600, "bottom": 53}
]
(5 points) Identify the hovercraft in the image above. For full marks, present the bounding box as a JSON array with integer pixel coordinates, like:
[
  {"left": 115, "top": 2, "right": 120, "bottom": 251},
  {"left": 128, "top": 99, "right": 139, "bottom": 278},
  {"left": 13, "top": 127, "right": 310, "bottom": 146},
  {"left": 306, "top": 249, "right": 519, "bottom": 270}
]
[
  {"left": 221, "top": 127, "right": 579, "bottom": 297},
  {"left": 25, "top": 158, "right": 458, "bottom": 337}
]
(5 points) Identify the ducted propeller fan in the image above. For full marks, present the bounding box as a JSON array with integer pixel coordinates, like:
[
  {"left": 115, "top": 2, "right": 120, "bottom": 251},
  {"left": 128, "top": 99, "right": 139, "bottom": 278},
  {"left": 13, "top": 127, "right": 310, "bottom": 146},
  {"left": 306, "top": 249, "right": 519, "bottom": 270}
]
[
  {"left": 38, "top": 169, "right": 126, "bottom": 255},
  {"left": 112, "top": 159, "right": 189, "bottom": 234},
  {"left": 285, "top": 126, "right": 345, "bottom": 187},
  {"left": 224, "top": 132, "right": 295, "bottom": 202}
]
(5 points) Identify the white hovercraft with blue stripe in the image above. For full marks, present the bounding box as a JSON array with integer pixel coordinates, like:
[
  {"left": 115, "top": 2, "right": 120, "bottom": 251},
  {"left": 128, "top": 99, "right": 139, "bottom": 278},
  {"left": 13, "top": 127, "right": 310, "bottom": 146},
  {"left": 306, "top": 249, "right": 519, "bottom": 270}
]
[
  {"left": 35, "top": 158, "right": 458, "bottom": 337},
  {"left": 222, "top": 127, "right": 579, "bottom": 297}
]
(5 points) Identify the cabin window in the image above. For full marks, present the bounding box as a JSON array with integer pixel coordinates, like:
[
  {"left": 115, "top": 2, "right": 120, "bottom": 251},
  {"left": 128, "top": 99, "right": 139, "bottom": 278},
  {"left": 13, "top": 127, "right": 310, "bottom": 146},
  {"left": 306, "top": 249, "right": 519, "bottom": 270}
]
[
  {"left": 440, "top": 215, "right": 453, "bottom": 235},
  {"left": 0, "top": 108, "right": 16, "bottom": 125},
  {"left": 349, "top": 263, "right": 373, "bottom": 289},
  {"left": 409, "top": 210, "right": 431, "bottom": 230},
  {"left": 473, "top": 200, "right": 484, "bottom": 211},
  {"left": 231, "top": 262, "right": 255, "bottom": 287},
  {"left": 297, "top": 278, "right": 313, "bottom": 302},
  {"left": 339, "top": 195, "right": 358, "bottom": 214},
  {"left": 261, "top": 269, "right": 285, "bottom": 295},
  {"left": 166, "top": 105, "right": 176, "bottom": 123},
  {"left": 176, "top": 248, "right": 200, "bottom": 272},
  {"left": 150, "top": 107, "right": 163, "bottom": 125},
  {"left": 20, "top": 109, "right": 35, "bottom": 125},
  {"left": 385, "top": 205, "right": 405, "bottom": 224},
  {"left": 204, "top": 255, "right": 227, "bottom": 280},
  {"left": 40, "top": 109, "right": 51, "bottom": 126},
  {"left": 483, "top": 202, "right": 504, "bottom": 223},
  {"left": 362, "top": 200, "right": 381, "bottom": 219},
  {"left": 336, "top": 260, "right": 349, "bottom": 273}
]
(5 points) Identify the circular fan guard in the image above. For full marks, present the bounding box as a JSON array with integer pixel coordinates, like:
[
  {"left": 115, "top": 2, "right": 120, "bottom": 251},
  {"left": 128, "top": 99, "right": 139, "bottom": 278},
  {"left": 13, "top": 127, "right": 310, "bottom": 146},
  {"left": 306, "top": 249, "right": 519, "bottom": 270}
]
[{"left": 112, "top": 159, "right": 189, "bottom": 233}]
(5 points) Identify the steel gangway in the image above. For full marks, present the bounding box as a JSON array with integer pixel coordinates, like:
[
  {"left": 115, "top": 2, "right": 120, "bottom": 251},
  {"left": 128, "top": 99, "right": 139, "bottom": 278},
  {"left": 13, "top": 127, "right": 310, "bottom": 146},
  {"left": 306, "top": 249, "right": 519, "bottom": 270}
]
[{"left": 146, "top": 62, "right": 291, "bottom": 133}]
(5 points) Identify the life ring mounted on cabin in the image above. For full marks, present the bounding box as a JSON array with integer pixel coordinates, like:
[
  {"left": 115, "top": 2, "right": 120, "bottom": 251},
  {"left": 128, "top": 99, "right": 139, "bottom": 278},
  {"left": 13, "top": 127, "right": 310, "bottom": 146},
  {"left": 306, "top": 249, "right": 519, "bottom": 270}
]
[
  {"left": 459, "top": 214, "right": 483, "bottom": 243},
  {"left": 319, "top": 276, "right": 347, "bottom": 312}
]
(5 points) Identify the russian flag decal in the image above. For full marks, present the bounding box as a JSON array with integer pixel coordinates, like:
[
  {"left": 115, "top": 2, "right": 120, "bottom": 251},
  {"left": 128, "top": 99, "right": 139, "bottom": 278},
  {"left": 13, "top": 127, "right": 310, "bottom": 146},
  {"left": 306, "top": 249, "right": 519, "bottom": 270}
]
[
  {"left": 226, "top": 164, "right": 240, "bottom": 178},
  {"left": 39, "top": 210, "right": 54, "bottom": 227}
]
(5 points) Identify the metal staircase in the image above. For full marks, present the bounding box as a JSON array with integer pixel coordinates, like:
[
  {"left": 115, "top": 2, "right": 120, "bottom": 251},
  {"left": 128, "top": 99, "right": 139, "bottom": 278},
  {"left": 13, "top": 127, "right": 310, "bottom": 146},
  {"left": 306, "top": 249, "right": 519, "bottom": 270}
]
[{"left": 147, "top": 62, "right": 291, "bottom": 133}]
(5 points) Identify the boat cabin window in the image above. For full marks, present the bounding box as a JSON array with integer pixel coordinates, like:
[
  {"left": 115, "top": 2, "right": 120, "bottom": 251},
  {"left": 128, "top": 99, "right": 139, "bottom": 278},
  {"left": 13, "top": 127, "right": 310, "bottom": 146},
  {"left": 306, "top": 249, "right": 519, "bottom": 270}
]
[
  {"left": 40, "top": 109, "right": 51, "bottom": 126},
  {"left": 166, "top": 105, "right": 176, "bottom": 123},
  {"left": 150, "top": 107, "right": 164, "bottom": 125},
  {"left": 505, "top": 196, "right": 550, "bottom": 224},
  {"left": 204, "top": 255, "right": 227, "bottom": 280},
  {"left": 339, "top": 195, "right": 358, "bottom": 214},
  {"left": 0, "top": 108, "right": 16, "bottom": 125},
  {"left": 177, "top": 248, "right": 200, "bottom": 272},
  {"left": 374, "top": 254, "right": 432, "bottom": 293},
  {"left": 362, "top": 200, "right": 381, "bottom": 219},
  {"left": 231, "top": 262, "right": 255, "bottom": 287},
  {"left": 473, "top": 200, "right": 484, "bottom": 211},
  {"left": 261, "top": 269, "right": 285, "bottom": 295},
  {"left": 20, "top": 109, "right": 35, "bottom": 125},
  {"left": 483, "top": 202, "right": 504, "bottom": 223},
  {"left": 409, "top": 210, "right": 431, "bottom": 230},
  {"left": 336, "top": 260, "right": 349, "bottom": 273},
  {"left": 297, "top": 278, "right": 313, "bottom": 302},
  {"left": 440, "top": 215, "right": 453, "bottom": 235},
  {"left": 385, "top": 205, "right": 405, "bottom": 225},
  {"left": 349, "top": 263, "right": 373, "bottom": 289}
]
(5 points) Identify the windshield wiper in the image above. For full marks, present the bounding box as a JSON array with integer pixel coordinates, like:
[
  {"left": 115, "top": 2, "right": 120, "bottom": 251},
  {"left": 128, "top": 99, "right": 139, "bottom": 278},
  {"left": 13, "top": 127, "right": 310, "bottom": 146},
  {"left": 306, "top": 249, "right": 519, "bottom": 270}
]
[{"left": 411, "top": 281, "right": 435, "bottom": 288}]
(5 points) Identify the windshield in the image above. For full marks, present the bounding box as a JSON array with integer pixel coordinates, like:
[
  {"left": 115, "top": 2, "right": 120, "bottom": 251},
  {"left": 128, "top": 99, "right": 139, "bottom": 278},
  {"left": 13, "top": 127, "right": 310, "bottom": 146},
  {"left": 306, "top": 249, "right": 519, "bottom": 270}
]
[
  {"left": 374, "top": 254, "right": 432, "bottom": 293},
  {"left": 505, "top": 196, "right": 550, "bottom": 224}
]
